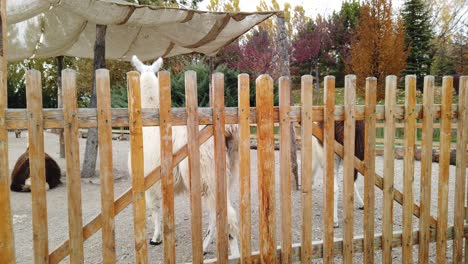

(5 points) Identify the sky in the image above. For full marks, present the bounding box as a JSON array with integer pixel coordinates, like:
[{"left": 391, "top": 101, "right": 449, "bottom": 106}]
[{"left": 199, "top": 0, "right": 404, "bottom": 18}]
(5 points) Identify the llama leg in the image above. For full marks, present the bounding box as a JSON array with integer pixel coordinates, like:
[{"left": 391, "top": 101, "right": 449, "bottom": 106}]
[
  {"left": 203, "top": 209, "right": 216, "bottom": 253},
  {"left": 333, "top": 155, "right": 341, "bottom": 228},
  {"left": 227, "top": 196, "right": 240, "bottom": 257},
  {"left": 148, "top": 195, "right": 162, "bottom": 245},
  {"left": 355, "top": 182, "right": 365, "bottom": 210}
]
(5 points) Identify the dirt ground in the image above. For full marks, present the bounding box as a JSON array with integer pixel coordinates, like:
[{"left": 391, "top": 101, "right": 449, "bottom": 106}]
[{"left": 8, "top": 131, "right": 460, "bottom": 263}]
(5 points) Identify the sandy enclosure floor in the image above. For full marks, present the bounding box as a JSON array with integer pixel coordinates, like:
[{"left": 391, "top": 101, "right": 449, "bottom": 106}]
[{"left": 7, "top": 131, "right": 461, "bottom": 263}]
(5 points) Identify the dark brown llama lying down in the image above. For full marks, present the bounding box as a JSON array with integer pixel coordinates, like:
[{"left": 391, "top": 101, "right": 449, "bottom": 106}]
[{"left": 10, "top": 148, "right": 62, "bottom": 192}]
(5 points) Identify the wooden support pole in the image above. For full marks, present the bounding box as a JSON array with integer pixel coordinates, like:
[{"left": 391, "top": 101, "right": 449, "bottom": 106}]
[
  {"left": 82, "top": 24, "right": 106, "bottom": 178},
  {"left": 57, "top": 56, "right": 65, "bottom": 158},
  {"left": 276, "top": 15, "right": 299, "bottom": 190}
]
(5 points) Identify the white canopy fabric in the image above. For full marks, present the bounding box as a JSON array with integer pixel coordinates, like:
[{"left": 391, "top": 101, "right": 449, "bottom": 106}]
[{"left": 7, "top": 0, "right": 279, "bottom": 61}]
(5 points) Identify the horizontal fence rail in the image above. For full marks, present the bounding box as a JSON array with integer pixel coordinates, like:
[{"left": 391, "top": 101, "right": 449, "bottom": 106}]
[
  {"left": 1, "top": 69, "right": 467, "bottom": 264},
  {"left": 3, "top": 104, "right": 463, "bottom": 130}
]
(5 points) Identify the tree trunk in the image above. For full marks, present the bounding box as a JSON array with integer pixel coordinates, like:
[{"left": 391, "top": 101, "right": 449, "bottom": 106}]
[
  {"left": 56, "top": 56, "right": 65, "bottom": 158},
  {"left": 315, "top": 63, "right": 320, "bottom": 90},
  {"left": 81, "top": 25, "right": 106, "bottom": 178},
  {"left": 277, "top": 15, "right": 300, "bottom": 190}
]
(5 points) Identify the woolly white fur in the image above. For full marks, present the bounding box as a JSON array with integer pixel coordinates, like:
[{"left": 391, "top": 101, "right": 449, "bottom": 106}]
[{"left": 128, "top": 56, "right": 240, "bottom": 255}]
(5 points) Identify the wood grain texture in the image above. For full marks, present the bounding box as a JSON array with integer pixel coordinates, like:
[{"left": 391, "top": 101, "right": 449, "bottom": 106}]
[
  {"left": 95, "top": 69, "right": 116, "bottom": 263},
  {"left": 436, "top": 77, "right": 453, "bottom": 264},
  {"left": 402, "top": 75, "right": 417, "bottom": 263},
  {"left": 0, "top": 0, "right": 15, "bottom": 261},
  {"left": 127, "top": 71, "right": 148, "bottom": 264},
  {"left": 279, "top": 76, "right": 292, "bottom": 264},
  {"left": 4, "top": 104, "right": 464, "bottom": 130},
  {"left": 300, "top": 75, "right": 313, "bottom": 263},
  {"left": 213, "top": 73, "right": 229, "bottom": 263},
  {"left": 62, "top": 69, "right": 84, "bottom": 264},
  {"left": 185, "top": 71, "right": 203, "bottom": 264},
  {"left": 238, "top": 74, "right": 252, "bottom": 264},
  {"left": 26, "top": 69, "right": 49, "bottom": 264},
  {"left": 363, "top": 77, "right": 377, "bottom": 264},
  {"left": 452, "top": 76, "right": 468, "bottom": 262},
  {"left": 323, "top": 76, "right": 335, "bottom": 264},
  {"left": 311, "top": 123, "right": 438, "bottom": 228},
  {"left": 256, "top": 74, "right": 276, "bottom": 264},
  {"left": 203, "top": 225, "right": 468, "bottom": 264},
  {"left": 419, "top": 77, "right": 436, "bottom": 264},
  {"left": 382, "top": 75, "right": 397, "bottom": 263},
  {"left": 48, "top": 126, "right": 213, "bottom": 263},
  {"left": 343, "top": 75, "right": 356, "bottom": 263}
]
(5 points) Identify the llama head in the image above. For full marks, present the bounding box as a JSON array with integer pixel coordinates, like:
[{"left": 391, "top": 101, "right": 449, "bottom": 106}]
[
  {"left": 132, "top": 55, "right": 163, "bottom": 74},
  {"left": 131, "top": 55, "right": 164, "bottom": 107}
]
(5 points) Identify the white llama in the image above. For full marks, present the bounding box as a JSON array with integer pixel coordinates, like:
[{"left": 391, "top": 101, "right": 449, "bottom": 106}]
[{"left": 128, "top": 56, "right": 240, "bottom": 255}]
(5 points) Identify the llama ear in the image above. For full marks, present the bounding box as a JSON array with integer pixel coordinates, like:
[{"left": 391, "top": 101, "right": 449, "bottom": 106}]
[
  {"left": 131, "top": 55, "right": 145, "bottom": 72},
  {"left": 151, "top": 57, "right": 163, "bottom": 73}
]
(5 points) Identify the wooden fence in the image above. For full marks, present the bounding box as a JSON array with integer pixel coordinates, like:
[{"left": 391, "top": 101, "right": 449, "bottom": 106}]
[{"left": 0, "top": 69, "right": 467, "bottom": 263}]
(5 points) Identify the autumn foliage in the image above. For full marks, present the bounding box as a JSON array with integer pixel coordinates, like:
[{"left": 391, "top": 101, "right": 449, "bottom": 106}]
[{"left": 347, "top": 0, "right": 408, "bottom": 101}]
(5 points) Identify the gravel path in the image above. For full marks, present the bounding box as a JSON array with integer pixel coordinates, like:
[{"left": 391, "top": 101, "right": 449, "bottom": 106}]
[{"left": 8, "top": 131, "right": 460, "bottom": 263}]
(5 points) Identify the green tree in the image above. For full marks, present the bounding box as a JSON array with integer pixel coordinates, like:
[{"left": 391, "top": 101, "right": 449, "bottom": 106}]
[
  {"left": 401, "top": 0, "right": 434, "bottom": 89},
  {"left": 329, "top": 1, "right": 361, "bottom": 87}
]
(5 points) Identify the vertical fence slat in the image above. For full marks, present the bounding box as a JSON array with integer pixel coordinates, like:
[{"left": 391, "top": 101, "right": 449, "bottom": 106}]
[
  {"left": 279, "top": 76, "right": 292, "bottom": 264},
  {"left": 127, "top": 71, "right": 148, "bottom": 264},
  {"left": 96, "top": 69, "right": 116, "bottom": 263},
  {"left": 343, "top": 75, "right": 356, "bottom": 263},
  {"left": 323, "top": 76, "right": 335, "bottom": 264},
  {"left": 213, "top": 73, "right": 229, "bottom": 263},
  {"left": 26, "top": 69, "right": 49, "bottom": 264},
  {"left": 0, "top": 76, "right": 15, "bottom": 262},
  {"left": 256, "top": 74, "right": 276, "bottom": 264},
  {"left": 363, "top": 77, "right": 376, "bottom": 263},
  {"left": 420, "top": 76, "right": 436, "bottom": 263},
  {"left": 238, "top": 74, "right": 251, "bottom": 264},
  {"left": 382, "top": 75, "right": 397, "bottom": 263},
  {"left": 158, "top": 71, "right": 176, "bottom": 264},
  {"left": 300, "top": 75, "right": 313, "bottom": 263},
  {"left": 185, "top": 71, "right": 203, "bottom": 263},
  {"left": 62, "top": 69, "right": 84, "bottom": 264},
  {"left": 436, "top": 76, "right": 453, "bottom": 264},
  {"left": 0, "top": 0, "right": 15, "bottom": 261},
  {"left": 453, "top": 76, "right": 468, "bottom": 262},
  {"left": 402, "top": 75, "right": 417, "bottom": 263}
]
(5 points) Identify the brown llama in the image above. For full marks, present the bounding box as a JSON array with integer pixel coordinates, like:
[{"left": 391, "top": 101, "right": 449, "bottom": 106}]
[
  {"left": 10, "top": 148, "right": 62, "bottom": 192},
  {"left": 312, "top": 120, "right": 365, "bottom": 227}
]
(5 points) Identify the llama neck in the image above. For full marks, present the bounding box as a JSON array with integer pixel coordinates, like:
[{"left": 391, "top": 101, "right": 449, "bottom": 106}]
[{"left": 140, "top": 73, "right": 159, "bottom": 108}]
